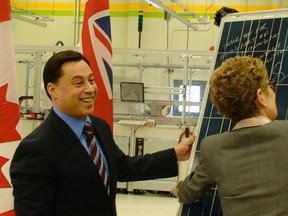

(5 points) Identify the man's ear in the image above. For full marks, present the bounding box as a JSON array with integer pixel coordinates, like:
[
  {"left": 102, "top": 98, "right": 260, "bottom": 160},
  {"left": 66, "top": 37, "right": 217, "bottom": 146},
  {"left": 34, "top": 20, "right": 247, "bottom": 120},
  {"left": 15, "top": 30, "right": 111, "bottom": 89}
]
[
  {"left": 47, "top": 83, "right": 58, "bottom": 99},
  {"left": 255, "top": 88, "right": 267, "bottom": 107}
]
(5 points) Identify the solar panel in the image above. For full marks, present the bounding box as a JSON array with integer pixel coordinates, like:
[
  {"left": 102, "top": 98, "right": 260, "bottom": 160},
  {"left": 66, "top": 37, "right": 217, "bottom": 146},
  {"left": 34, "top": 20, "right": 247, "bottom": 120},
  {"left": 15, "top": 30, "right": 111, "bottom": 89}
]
[{"left": 179, "top": 9, "right": 288, "bottom": 216}]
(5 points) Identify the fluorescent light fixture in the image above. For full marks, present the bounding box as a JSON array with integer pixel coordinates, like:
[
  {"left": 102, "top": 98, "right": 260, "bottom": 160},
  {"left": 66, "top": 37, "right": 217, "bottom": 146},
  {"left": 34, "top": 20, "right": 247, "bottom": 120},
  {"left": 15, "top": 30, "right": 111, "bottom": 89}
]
[
  {"left": 170, "top": 0, "right": 194, "bottom": 15},
  {"left": 146, "top": 0, "right": 198, "bottom": 30},
  {"left": 12, "top": 14, "right": 47, "bottom": 27},
  {"left": 11, "top": 7, "right": 53, "bottom": 27}
]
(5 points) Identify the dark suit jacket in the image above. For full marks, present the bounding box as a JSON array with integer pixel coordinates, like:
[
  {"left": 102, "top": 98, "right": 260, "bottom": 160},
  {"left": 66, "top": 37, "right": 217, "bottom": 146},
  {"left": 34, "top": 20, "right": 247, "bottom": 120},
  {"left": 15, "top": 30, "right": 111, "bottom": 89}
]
[{"left": 10, "top": 109, "right": 178, "bottom": 216}]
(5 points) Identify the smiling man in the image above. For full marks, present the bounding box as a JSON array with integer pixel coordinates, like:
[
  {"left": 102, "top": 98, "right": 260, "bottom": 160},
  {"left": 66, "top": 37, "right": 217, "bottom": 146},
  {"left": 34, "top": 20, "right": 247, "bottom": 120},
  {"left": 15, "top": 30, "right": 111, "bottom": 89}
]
[
  {"left": 10, "top": 50, "right": 195, "bottom": 216},
  {"left": 45, "top": 55, "right": 97, "bottom": 120}
]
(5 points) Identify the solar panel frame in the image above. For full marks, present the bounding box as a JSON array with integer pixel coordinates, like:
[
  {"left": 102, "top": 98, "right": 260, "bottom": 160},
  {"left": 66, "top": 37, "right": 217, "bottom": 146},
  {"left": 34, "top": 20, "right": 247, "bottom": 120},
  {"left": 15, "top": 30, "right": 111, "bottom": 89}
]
[{"left": 179, "top": 9, "right": 288, "bottom": 216}]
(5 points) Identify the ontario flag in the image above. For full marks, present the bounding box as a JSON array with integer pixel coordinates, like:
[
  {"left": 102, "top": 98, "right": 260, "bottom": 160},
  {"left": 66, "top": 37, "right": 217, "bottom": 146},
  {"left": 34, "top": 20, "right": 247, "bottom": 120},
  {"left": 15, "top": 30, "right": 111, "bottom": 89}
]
[
  {"left": 81, "top": 0, "right": 113, "bottom": 130},
  {"left": 0, "top": 0, "right": 21, "bottom": 215}
]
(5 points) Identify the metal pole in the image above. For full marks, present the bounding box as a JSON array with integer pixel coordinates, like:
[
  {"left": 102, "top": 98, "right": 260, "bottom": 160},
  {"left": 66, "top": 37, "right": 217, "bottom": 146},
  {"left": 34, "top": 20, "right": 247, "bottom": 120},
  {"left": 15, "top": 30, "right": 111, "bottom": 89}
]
[{"left": 32, "top": 51, "right": 42, "bottom": 129}]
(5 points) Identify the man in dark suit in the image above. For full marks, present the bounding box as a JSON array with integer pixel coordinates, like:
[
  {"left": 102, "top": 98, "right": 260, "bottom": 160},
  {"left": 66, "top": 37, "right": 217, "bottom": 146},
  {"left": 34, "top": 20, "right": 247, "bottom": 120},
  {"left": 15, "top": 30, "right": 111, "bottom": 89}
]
[{"left": 10, "top": 50, "right": 194, "bottom": 216}]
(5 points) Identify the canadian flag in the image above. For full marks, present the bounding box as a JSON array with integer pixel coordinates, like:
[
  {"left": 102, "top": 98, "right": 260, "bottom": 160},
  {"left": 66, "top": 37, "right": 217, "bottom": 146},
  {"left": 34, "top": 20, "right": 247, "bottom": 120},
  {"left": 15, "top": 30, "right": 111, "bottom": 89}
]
[{"left": 0, "top": 0, "right": 21, "bottom": 215}]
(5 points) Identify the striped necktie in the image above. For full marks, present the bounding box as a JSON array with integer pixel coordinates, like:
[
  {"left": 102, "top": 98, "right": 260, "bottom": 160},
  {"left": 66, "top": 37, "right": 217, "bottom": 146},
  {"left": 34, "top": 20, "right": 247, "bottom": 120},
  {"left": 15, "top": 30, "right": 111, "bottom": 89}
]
[{"left": 83, "top": 122, "right": 109, "bottom": 193}]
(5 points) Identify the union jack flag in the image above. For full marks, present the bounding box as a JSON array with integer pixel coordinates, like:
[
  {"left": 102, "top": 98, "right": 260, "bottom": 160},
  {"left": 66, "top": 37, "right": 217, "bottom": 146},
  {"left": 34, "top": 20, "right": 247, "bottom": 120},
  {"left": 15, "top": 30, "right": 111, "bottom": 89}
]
[{"left": 81, "top": 0, "right": 113, "bottom": 130}]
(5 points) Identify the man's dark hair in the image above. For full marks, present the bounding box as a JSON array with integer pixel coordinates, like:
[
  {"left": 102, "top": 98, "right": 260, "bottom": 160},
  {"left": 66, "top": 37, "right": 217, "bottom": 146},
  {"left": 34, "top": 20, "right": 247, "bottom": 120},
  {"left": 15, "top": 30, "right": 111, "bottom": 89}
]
[{"left": 43, "top": 50, "right": 90, "bottom": 99}]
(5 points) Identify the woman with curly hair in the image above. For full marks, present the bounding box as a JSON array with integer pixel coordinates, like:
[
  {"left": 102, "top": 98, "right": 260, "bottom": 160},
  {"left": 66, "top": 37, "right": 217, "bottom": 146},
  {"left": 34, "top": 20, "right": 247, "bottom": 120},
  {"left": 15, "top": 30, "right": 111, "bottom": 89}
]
[{"left": 176, "top": 56, "right": 288, "bottom": 216}]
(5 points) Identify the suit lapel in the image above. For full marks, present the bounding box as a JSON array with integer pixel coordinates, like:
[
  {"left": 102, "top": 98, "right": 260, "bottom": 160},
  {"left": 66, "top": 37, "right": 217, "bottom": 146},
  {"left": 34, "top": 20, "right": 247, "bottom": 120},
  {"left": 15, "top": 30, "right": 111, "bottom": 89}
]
[{"left": 48, "top": 111, "right": 109, "bottom": 196}]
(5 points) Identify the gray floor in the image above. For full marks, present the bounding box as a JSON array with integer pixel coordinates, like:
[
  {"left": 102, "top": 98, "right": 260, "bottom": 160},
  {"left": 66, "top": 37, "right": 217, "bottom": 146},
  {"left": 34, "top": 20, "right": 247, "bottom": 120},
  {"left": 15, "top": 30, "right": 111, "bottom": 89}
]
[{"left": 116, "top": 191, "right": 180, "bottom": 216}]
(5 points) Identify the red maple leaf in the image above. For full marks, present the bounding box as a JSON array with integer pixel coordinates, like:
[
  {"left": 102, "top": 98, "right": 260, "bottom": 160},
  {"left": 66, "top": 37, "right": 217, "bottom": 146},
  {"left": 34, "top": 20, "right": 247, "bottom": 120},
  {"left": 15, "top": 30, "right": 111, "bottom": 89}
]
[
  {"left": 0, "top": 84, "right": 21, "bottom": 144},
  {"left": 0, "top": 0, "right": 11, "bottom": 23},
  {"left": 0, "top": 156, "right": 16, "bottom": 215},
  {"left": 0, "top": 156, "right": 11, "bottom": 188},
  {"left": 0, "top": 210, "right": 15, "bottom": 216}
]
